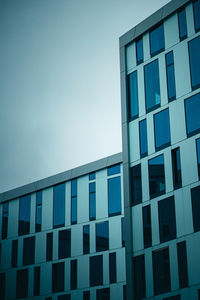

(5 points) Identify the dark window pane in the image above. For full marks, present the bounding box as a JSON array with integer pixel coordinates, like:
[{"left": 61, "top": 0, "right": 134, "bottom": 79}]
[
  {"left": 89, "top": 172, "right": 95, "bottom": 180},
  {"left": 108, "top": 176, "right": 121, "bottom": 216},
  {"left": 35, "top": 191, "right": 42, "bottom": 232},
  {"left": 46, "top": 298, "right": 52, "bottom": 300},
  {"left": 96, "top": 221, "right": 109, "bottom": 252},
  {"left": 89, "top": 182, "right": 96, "bottom": 220},
  {"left": 34, "top": 266, "right": 40, "bottom": 296},
  {"left": 185, "top": 92, "right": 200, "bottom": 137},
  {"left": 121, "top": 217, "right": 125, "bottom": 247},
  {"left": 172, "top": 148, "right": 182, "bottom": 189},
  {"left": 133, "top": 255, "right": 146, "bottom": 300},
  {"left": 191, "top": 185, "right": 200, "bottom": 232},
  {"left": 139, "top": 119, "right": 148, "bottom": 157},
  {"left": 158, "top": 196, "right": 176, "bottom": 243},
  {"left": 148, "top": 154, "right": 165, "bottom": 199},
  {"left": 189, "top": 36, "right": 200, "bottom": 90},
  {"left": 52, "top": 262, "right": 64, "bottom": 293},
  {"left": 46, "top": 232, "right": 53, "bottom": 261},
  {"left": 90, "top": 255, "right": 103, "bottom": 287},
  {"left": 16, "top": 268, "right": 29, "bottom": 299},
  {"left": 109, "top": 252, "right": 116, "bottom": 283},
  {"left": 2, "top": 202, "right": 8, "bottom": 240},
  {"left": 59, "top": 229, "right": 71, "bottom": 259},
  {"left": 130, "top": 164, "right": 142, "bottom": 205},
  {"left": 178, "top": 8, "right": 187, "bottom": 40},
  {"left": 142, "top": 205, "right": 152, "bottom": 248},
  {"left": 196, "top": 138, "right": 200, "bottom": 178},
  {"left": 127, "top": 71, "right": 139, "bottom": 120},
  {"left": 83, "top": 225, "right": 90, "bottom": 255},
  {"left": 163, "top": 296, "right": 180, "bottom": 300},
  {"left": 136, "top": 37, "right": 143, "bottom": 65},
  {"left": 71, "top": 259, "right": 77, "bottom": 290},
  {"left": 166, "top": 51, "right": 176, "bottom": 101},
  {"left": 23, "top": 236, "right": 35, "bottom": 266},
  {"left": 83, "top": 291, "right": 90, "bottom": 300},
  {"left": 96, "top": 288, "right": 110, "bottom": 300},
  {"left": 177, "top": 241, "right": 188, "bottom": 288},
  {"left": 153, "top": 248, "right": 171, "bottom": 295},
  {"left": 53, "top": 183, "right": 65, "bottom": 229},
  {"left": 154, "top": 108, "right": 171, "bottom": 151},
  {"left": 18, "top": 195, "right": 31, "bottom": 236},
  {"left": 11, "top": 239, "right": 18, "bottom": 268},
  {"left": 144, "top": 59, "right": 160, "bottom": 112},
  {"left": 58, "top": 295, "right": 71, "bottom": 300},
  {"left": 71, "top": 179, "right": 77, "bottom": 197},
  {"left": 71, "top": 179, "right": 77, "bottom": 225},
  {"left": 150, "top": 23, "right": 165, "bottom": 56},
  {"left": 0, "top": 273, "right": 5, "bottom": 300},
  {"left": 193, "top": 0, "right": 200, "bottom": 32},
  {"left": 123, "top": 285, "right": 127, "bottom": 300},
  {"left": 107, "top": 164, "right": 120, "bottom": 176}
]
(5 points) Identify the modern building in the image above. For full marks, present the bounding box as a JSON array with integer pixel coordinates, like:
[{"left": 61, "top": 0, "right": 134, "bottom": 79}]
[{"left": 120, "top": 0, "right": 200, "bottom": 299}]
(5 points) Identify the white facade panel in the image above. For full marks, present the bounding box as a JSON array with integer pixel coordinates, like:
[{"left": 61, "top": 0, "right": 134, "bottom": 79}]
[
  {"left": 132, "top": 205, "right": 143, "bottom": 252},
  {"left": 40, "top": 262, "right": 52, "bottom": 295},
  {"left": 30, "top": 193, "right": 36, "bottom": 234},
  {"left": 187, "top": 233, "right": 200, "bottom": 285},
  {"left": 169, "top": 243, "right": 179, "bottom": 291},
  {"left": 42, "top": 187, "right": 53, "bottom": 231},
  {"left": 71, "top": 225, "right": 82, "bottom": 257},
  {"left": 129, "top": 120, "right": 140, "bottom": 163},
  {"left": 109, "top": 216, "right": 121, "bottom": 250},
  {"left": 169, "top": 99, "right": 187, "bottom": 145},
  {"left": 143, "top": 32, "right": 150, "bottom": 62},
  {"left": 186, "top": 3, "right": 195, "bottom": 37},
  {"left": 96, "top": 169, "right": 108, "bottom": 219},
  {"left": 78, "top": 255, "right": 89, "bottom": 289},
  {"left": 7, "top": 198, "right": 18, "bottom": 238},
  {"left": 78, "top": 176, "right": 89, "bottom": 223},
  {"left": 35, "top": 232, "right": 46, "bottom": 264},
  {"left": 181, "top": 138, "right": 198, "bottom": 186},
  {"left": 126, "top": 42, "right": 136, "bottom": 73},
  {"left": 164, "top": 13, "right": 179, "bottom": 49}
]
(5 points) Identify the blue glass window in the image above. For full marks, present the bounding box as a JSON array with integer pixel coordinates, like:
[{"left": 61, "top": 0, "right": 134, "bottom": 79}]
[
  {"left": 83, "top": 225, "right": 90, "bottom": 255},
  {"left": 177, "top": 241, "right": 188, "bottom": 288},
  {"left": 172, "top": 147, "right": 182, "bottom": 189},
  {"left": 193, "top": 0, "right": 200, "bottom": 32},
  {"left": 34, "top": 266, "right": 40, "bottom": 296},
  {"left": 108, "top": 176, "right": 121, "bottom": 216},
  {"left": 178, "top": 8, "right": 187, "bottom": 40},
  {"left": 109, "top": 252, "right": 116, "bottom": 283},
  {"left": 127, "top": 71, "right": 139, "bottom": 120},
  {"left": 150, "top": 23, "right": 165, "bottom": 57},
  {"left": 189, "top": 36, "right": 200, "bottom": 90},
  {"left": 2, "top": 202, "right": 8, "bottom": 239},
  {"left": 89, "top": 172, "right": 95, "bottom": 180},
  {"left": 166, "top": 51, "right": 176, "bottom": 101},
  {"left": 23, "top": 236, "right": 35, "bottom": 266},
  {"left": 154, "top": 108, "right": 171, "bottom": 151},
  {"left": 121, "top": 217, "right": 125, "bottom": 247},
  {"left": 52, "top": 262, "right": 64, "bottom": 293},
  {"left": 107, "top": 164, "right": 120, "bottom": 176},
  {"left": 11, "top": 240, "right": 18, "bottom": 268},
  {"left": 89, "top": 182, "right": 96, "bottom": 220},
  {"left": 59, "top": 229, "right": 71, "bottom": 259},
  {"left": 46, "top": 232, "right": 53, "bottom": 261},
  {"left": 148, "top": 154, "right": 165, "bottom": 199},
  {"left": 133, "top": 255, "right": 146, "bottom": 300},
  {"left": 142, "top": 205, "right": 152, "bottom": 248},
  {"left": 0, "top": 273, "right": 5, "bottom": 300},
  {"left": 130, "top": 164, "right": 142, "bottom": 206},
  {"left": 70, "top": 259, "right": 77, "bottom": 290},
  {"left": 53, "top": 183, "right": 65, "bottom": 229},
  {"left": 18, "top": 195, "right": 31, "bottom": 236},
  {"left": 185, "top": 92, "right": 200, "bottom": 137},
  {"left": 16, "top": 269, "right": 29, "bottom": 299},
  {"left": 96, "top": 221, "right": 109, "bottom": 252},
  {"left": 35, "top": 191, "right": 42, "bottom": 232},
  {"left": 96, "top": 288, "right": 110, "bottom": 300},
  {"left": 191, "top": 185, "right": 200, "bottom": 232},
  {"left": 139, "top": 119, "right": 148, "bottom": 157},
  {"left": 90, "top": 255, "right": 103, "bottom": 287},
  {"left": 144, "top": 59, "right": 160, "bottom": 112},
  {"left": 71, "top": 179, "right": 77, "bottom": 225},
  {"left": 136, "top": 37, "right": 143, "bottom": 65},
  {"left": 196, "top": 138, "right": 200, "bottom": 178}
]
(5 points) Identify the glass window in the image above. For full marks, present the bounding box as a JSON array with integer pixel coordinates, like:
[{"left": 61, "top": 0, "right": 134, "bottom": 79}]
[
  {"left": 35, "top": 191, "right": 42, "bottom": 232},
  {"left": 191, "top": 185, "right": 200, "bottom": 232},
  {"left": 71, "top": 179, "right": 77, "bottom": 225},
  {"left": 89, "top": 172, "right": 95, "bottom": 180},
  {"left": 11, "top": 240, "right": 18, "bottom": 268},
  {"left": 71, "top": 259, "right": 77, "bottom": 290},
  {"left": 18, "top": 195, "right": 31, "bottom": 236},
  {"left": 166, "top": 51, "right": 176, "bottom": 101},
  {"left": 96, "top": 221, "right": 109, "bottom": 252},
  {"left": 144, "top": 59, "right": 160, "bottom": 112},
  {"left": 188, "top": 36, "right": 200, "bottom": 90},
  {"left": 196, "top": 138, "right": 200, "bottom": 178},
  {"left": 150, "top": 23, "right": 165, "bottom": 57},
  {"left": 0, "top": 273, "right": 5, "bottom": 300},
  {"left": 96, "top": 288, "right": 110, "bottom": 300},
  {"left": 58, "top": 295, "right": 70, "bottom": 300},
  {"left": 107, "top": 164, "right": 120, "bottom": 176},
  {"left": 153, "top": 247, "right": 171, "bottom": 295},
  {"left": 121, "top": 217, "right": 125, "bottom": 247},
  {"left": 108, "top": 176, "right": 121, "bottom": 216},
  {"left": 2, "top": 202, "right": 8, "bottom": 240},
  {"left": 130, "top": 164, "right": 142, "bottom": 206},
  {"left": 53, "top": 183, "right": 65, "bottom": 229},
  {"left": 136, "top": 37, "right": 143, "bottom": 65},
  {"left": 127, "top": 71, "right": 139, "bottom": 120},
  {"left": 59, "top": 229, "right": 71, "bottom": 259},
  {"left": 185, "top": 92, "right": 200, "bottom": 137},
  {"left": 193, "top": 0, "right": 200, "bottom": 32},
  {"left": 16, "top": 268, "right": 29, "bottom": 299},
  {"left": 172, "top": 147, "right": 182, "bottom": 189},
  {"left": 46, "top": 232, "right": 53, "bottom": 261},
  {"left": 158, "top": 196, "right": 176, "bottom": 243},
  {"left": 154, "top": 108, "right": 171, "bottom": 151},
  {"left": 139, "top": 119, "right": 148, "bottom": 157},
  {"left": 109, "top": 252, "right": 116, "bottom": 283},
  {"left": 34, "top": 266, "right": 40, "bottom": 296},
  {"left": 178, "top": 8, "right": 187, "bottom": 40},
  {"left": 148, "top": 154, "right": 165, "bottom": 199},
  {"left": 23, "top": 236, "right": 35, "bottom": 266},
  {"left": 52, "top": 262, "right": 64, "bottom": 293},
  {"left": 123, "top": 285, "right": 127, "bottom": 300},
  {"left": 177, "top": 240, "right": 188, "bottom": 288},
  {"left": 142, "top": 205, "right": 152, "bottom": 248},
  {"left": 90, "top": 255, "right": 103, "bottom": 287},
  {"left": 163, "top": 296, "right": 180, "bottom": 300},
  {"left": 83, "top": 225, "right": 90, "bottom": 255},
  {"left": 133, "top": 255, "right": 146, "bottom": 300},
  {"left": 83, "top": 291, "right": 90, "bottom": 300},
  {"left": 89, "top": 182, "right": 96, "bottom": 220},
  {"left": 46, "top": 298, "right": 52, "bottom": 300}
]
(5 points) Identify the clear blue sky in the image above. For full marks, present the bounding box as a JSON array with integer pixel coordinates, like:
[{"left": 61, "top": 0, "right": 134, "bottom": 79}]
[{"left": 0, "top": 0, "right": 170, "bottom": 192}]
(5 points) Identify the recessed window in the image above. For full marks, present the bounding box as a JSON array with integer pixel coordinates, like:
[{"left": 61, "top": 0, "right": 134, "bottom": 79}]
[
  {"left": 133, "top": 255, "right": 146, "bottom": 300},
  {"left": 89, "top": 172, "right": 95, "bottom": 180},
  {"left": 16, "top": 269, "right": 29, "bottom": 299},
  {"left": 166, "top": 51, "right": 176, "bottom": 101},
  {"left": 83, "top": 291, "right": 90, "bottom": 300},
  {"left": 53, "top": 183, "right": 65, "bottom": 229},
  {"left": 46, "top": 232, "right": 53, "bottom": 261},
  {"left": 90, "top": 255, "right": 103, "bottom": 287},
  {"left": 196, "top": 138, "right": 200, "bottom": 178},
  {"left": 139, "top": 119, "right": 148, "bottom": 157},
  {"left": 2, "top": 202, "right": 8, "bottom": 240},
  {"left": 136, "top": 37, "right": 143, "bottom": 65},
  {"left": 188, "top": 36, "right": 200, "bottom": 90},
  {"left": 83, "top": 225, "right": 90, "bottom": 255},
  {"left": 58, "top": 295, "right": 70, "bottom": 300},
  {"left": 0, "top": 273, "right": 5, "bottom": 300},
  {"left": 158, "top": 196, "right": 176, "bottom": 243},
  {"left": 35, "top": 191, "right": 42, "bottom": 232},
  {"left": 191, "top": 185, "right": 200, "bottom": 232},
  {"left": 23, "top": 236, "right": 35, "bottom": 266},
  {"left": 154, "top": 108, "right": 171, "bottom": 151},
  {"left": 177, "top": 240, "right": 188, "bottom": 288},
  {"left": 109, "top": 252, "right": 116, "bottom": 284},
  {"left": 121, "top": 217, "right": 125, "bottom": 247},
  {"left": 70, "top": 259, "right": 77, "bottom": 290},
  {"left": 185, "top": 92, "right": 200, "bottom": 137},
  {"left": 142, "top": 205, "right": 152, "bottom": 248},
  {"left": 130, "top": 164, "right": 142, "bottom": 206},
  {"left": 18, "top": 195, "right": 31, "bottom": 236},
  {"left": 163, "top": 296, "right": 180, "bottom": 300},
  {"left": 127, "top": 71, "right": 139, "bottom": 120},
  {"left": 71, "top": 179, "right": 77, "bottom": 225},
  {"left": 144, "top": 59, "right": 160, "bottom": 112},
  {"left": 172, "top": 147, "right": 182, "bottom": 189},
  {"left": 148, "top": 154, "right": 165, "bottom": 199},
  {"left": 52, "top": 262, "right": 64, "bottom": 293},
  {"left": 34, "top": 266, "right": 40, "bottom": 296},
  {"left": 89, "top": 182, "right": 96, "bottom": 220},
  {"left": 193, "top": 0, "right": 200, "bottom": 32},
  {"left": 58, "top": 229, "right": 71, "bottom": 259},
  {"left": 96, "top": 221, "right": 109, "bottom": 252},
  {"left": 107, "top": 164, "right": 120, "bottom": 176},
  {"left": 178, "top": 8, "right": 187, "bottom": 40},
  {"left": 96, "top": 288, "right": 110, "bottom": 300},
  {"left": 11, "top": 240, "right": 18, "bottom": 268},
  {"left": 149, "top": 23, "right": 165, "bottom": 57},
  {"left": 108, "top": 176, "right": 121, "bottom": 216}
]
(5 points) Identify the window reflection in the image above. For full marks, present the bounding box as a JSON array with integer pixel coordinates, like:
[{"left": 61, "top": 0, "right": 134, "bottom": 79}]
[
  {"left": 189, "top": 36, "right": 200, "bottom": 90},
  {"left": 150, "top": 24, "right": 165, "bottom": 56},
  {"left": 154, "top": 108, "right": 171, "bottom": 151},
  {"left": 19, "top": 195, "right": 31, "bottom": 236},
  {"left": 185, "top": 92, "right": 200, "bottom": 137},
  {"left": 148, "top": 154, "right": 165, "bottom": 199},
  {"left": 96, "top": 221, "right": 109, "bottom": 252}
]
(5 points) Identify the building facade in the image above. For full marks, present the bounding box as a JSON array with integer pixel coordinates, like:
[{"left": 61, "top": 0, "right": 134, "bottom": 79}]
[{"left": 120, "top": 0, "right": 200, "bottom": 300}]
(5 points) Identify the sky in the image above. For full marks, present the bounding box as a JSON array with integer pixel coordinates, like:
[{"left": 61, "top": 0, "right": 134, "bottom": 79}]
[{"left": 0, "top": 0, "right": 170, "bottom": 193}]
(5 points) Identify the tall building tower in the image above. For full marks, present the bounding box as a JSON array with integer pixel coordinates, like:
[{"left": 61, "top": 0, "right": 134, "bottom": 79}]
[{"left": 120, "top": 0, "right": 200, "bottom": 299}]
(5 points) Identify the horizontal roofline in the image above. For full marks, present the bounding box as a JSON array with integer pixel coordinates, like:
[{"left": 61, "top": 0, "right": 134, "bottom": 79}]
[{"left": 0, "top": 152, "right": 122, "bottom": 203}]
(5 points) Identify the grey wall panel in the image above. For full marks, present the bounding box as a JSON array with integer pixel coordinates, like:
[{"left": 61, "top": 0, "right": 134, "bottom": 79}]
[
  {"left": 78, "top": 255, "right": 89, "bottom": 289},
  {"left": 103, "top": 251, "right": 109, "bottom": 285},
  {"left": 170, "top": 100, "right": 187, "bottom": 145},
  {"left": 65, "top": 259, "right": 70, "bottom": 291},
  {"left": 181, "top": 138, "right": 198, "bottom": 186},
  {"left": 164, "top": 150, "right": 173, "bottom": 194},
  {"left": 169, "top": 243, "right": 179, "bottom": 291},
  {"left": 126, "top": 42, "right": 136, "bottom": 73},
  {"left": 71, "top": 225, "right": 82, "bottom": 257},
  {"left": 42, "top": 187, "right": 53, "bottom": 231},
  {"left": 109, "top": 216, "right": 122, "bottom": 250},
  {"left": 96, "top": 169, "right": 108, "bottom": 220},
  {"left": 6, "top": 269, "right": 16, "bottom": 300},
  {"left": 187, "top": 233, "right": 200, "bottom": 285},
  {"left": 35, "top": 232, "right": 46, "bottom": 264},
  {"left": 164, "top": 13, "right": 179, "bottom": 49},
  {"left": 143, "top": 32, "right": 150, "bottom": 62},
  {"left": 186, "top": 2, "right": 195, "bottom": 37},
  {"left": 132, "top": 205, "right": 143, "bottom": 252},
  {"left": 30, "top": 193, "right": 36, "bottom": 234},
  {"left": 145, "top": 248, "right": 154, "bottom": 297},
  {"left": 117, "top": 248, "right": 126, "bottom": 283},
  {"left": 78, "top": 176, "right": 89, "bottom": 224},
  {"left": 7, "top": 198, "right": 18, "bottom": 238},
  {"left": 40, "top": 262, "right": 52, "bottom": 295}
]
